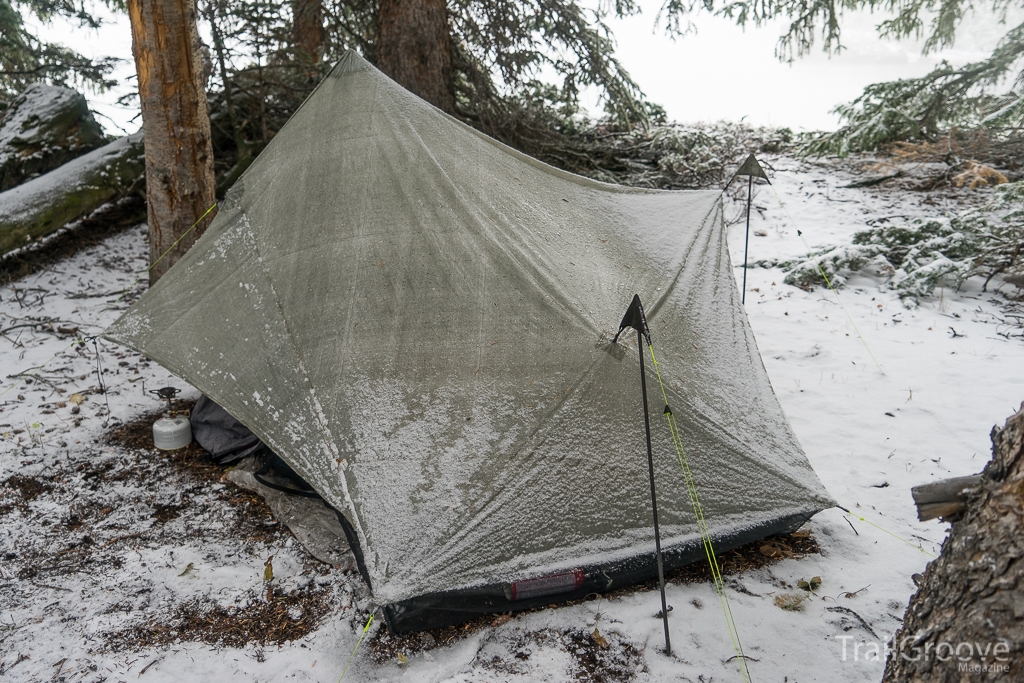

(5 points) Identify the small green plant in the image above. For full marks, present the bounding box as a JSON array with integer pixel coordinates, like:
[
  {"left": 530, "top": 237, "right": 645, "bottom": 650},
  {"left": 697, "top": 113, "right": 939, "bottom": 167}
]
[{"left": 797, "top": 576, "right": 822, "bottom": 591}]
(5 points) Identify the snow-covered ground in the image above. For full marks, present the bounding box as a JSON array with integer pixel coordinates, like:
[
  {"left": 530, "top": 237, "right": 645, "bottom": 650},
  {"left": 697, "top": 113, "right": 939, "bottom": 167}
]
[{"left": 2, "top": 155, "right": 1022, "bottom": 682}]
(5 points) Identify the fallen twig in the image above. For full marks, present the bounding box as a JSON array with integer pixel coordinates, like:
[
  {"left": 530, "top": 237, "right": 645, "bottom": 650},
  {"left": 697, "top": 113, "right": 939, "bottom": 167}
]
[
  {"left": 138, "top": 657, "right": 162, "bottom": 676},
  {"left": 725, "top": 654, "right": 761, "bottom": 663},
  {"left": 826, "top": 606, "right": 879, "bottom": 639},
  {"left": 30, "top": 581, "right": 72, "bottom": 593},
  {"left": 842, "top": 171, "right": 903, "bottom": 188}
]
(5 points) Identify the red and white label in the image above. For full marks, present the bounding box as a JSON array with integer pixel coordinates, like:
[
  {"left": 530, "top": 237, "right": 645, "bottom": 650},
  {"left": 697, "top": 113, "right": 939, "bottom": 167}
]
[{"left": 509, "top": 568, "right": 585, "bottom": 601}]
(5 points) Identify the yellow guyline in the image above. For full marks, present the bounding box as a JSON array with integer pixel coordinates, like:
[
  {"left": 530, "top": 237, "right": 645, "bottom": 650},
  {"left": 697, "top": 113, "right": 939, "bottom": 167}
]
[
  {"left": 338, "top": 611, "right": 375, "bottom": 682},
  {"left": 646, "top": 342, "right": 753, "bottom": 683},
  {"left": 838, "top": 506, "right": 937, "bottom": 559},
  {"left": 761, "top": 181, "right": 941, "bottom": 557},
  {"left": 746, "top": 169, "right": 940, "bottom": 561},
  {"left": 0, "top": 203, "right": 217, "bottom": 401}
]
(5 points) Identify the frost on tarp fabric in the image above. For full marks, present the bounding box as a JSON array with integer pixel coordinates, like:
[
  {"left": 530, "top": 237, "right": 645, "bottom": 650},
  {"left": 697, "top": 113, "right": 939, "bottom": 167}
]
[{"left": 104, "top": 52, "right": 833, "bottom": 614}]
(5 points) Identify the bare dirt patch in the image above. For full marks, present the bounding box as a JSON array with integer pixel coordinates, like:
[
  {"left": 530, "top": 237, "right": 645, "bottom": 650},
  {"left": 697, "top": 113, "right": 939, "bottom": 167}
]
[
  {"left": 106, "top": 585, "right": 335, "bottom": 650},
  {"left": 1, "top": 473, "right": 52, "bottom": 501},
  {"left": 565, "top": 628, "right": 645, "bottom": 683},
  {"left": 102, "top": 402, "right": 285, "bottom": 543},
  {"left": 104, "top": 400, "right": 224, "bottom": 485},
  {"left": 0, "top": 404, "right": 348, "bottom": 660}
]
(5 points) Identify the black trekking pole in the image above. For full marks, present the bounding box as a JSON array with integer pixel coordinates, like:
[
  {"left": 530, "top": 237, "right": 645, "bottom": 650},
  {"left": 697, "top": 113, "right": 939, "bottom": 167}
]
[
  {"left": 731, "top": 154, "right": 770, "bottom": 306},
  {"left": 742, "top": 174, "right": 752, "bottom": 304},
  {"left": 613, "top": 294, "right": 671, "bottom": 656}
]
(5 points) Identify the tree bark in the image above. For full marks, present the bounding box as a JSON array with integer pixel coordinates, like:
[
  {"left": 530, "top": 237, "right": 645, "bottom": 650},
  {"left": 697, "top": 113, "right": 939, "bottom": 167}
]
[
  {"left": 292, "top": 0, "right": 325, "bottom": 76},
  {"left": 883, "top": 403, "right": 1024, "bottom": 681},
  {"left": 376, "top": 0, "right": 454, "bottom": 114},
  {"left": 126, "top": 0, "right": 217, "bottom": 284}
]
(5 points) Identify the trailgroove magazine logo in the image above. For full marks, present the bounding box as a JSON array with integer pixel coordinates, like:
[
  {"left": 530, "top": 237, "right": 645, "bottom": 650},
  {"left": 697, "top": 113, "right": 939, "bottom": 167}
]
[{"left": 837, "top": 635, "right": 1012, "bottom": 672}]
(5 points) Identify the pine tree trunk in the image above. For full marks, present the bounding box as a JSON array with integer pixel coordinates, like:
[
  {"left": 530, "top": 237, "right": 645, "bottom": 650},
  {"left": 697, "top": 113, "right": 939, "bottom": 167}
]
[
  {"left": 292, "top": 0, "right": 325, "bottom": 75},
  {"left": 127, "top": 0, "right": 217, "bottom": 284},
  {"left": 376, "top": 0, "right": 454, "bottom": 114},
  {"left": 882, "top": 403, "right": 1024, "bottom": 681}
]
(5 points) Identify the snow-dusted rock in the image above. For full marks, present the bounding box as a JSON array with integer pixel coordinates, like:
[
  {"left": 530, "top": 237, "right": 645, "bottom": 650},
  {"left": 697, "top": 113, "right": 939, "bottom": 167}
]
[{"left": 0, "top": 83, "right": 107, "bottom": 191}]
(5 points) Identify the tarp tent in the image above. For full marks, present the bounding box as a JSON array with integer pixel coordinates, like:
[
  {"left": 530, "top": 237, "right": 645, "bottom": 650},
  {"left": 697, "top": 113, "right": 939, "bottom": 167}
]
[{"left": 104, "top": 51, "right": 834, "bottom": 632}]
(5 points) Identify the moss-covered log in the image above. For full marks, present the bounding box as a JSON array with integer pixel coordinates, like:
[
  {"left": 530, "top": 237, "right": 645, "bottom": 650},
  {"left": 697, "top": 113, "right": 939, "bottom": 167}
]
[{"left": 0, "top": 132, "right": 144, "bottom": 255}]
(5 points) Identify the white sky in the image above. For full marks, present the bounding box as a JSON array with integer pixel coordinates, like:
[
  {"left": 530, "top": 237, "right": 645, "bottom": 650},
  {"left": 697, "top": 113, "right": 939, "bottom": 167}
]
[
  {"left": 27, "top": 1, "right": 1024, "bottom": 136},
  {"left": 581, "top": 4, "right": 1023, "bottom": 130}
]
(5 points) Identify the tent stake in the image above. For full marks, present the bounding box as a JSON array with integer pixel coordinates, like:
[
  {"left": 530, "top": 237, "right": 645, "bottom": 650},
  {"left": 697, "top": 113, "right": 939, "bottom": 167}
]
[
  {"left": 742, "top": 175, "right": 752, "bottom": 305},
  {"left": 637, "top": 331, "right": 672, "bottom": 655}
]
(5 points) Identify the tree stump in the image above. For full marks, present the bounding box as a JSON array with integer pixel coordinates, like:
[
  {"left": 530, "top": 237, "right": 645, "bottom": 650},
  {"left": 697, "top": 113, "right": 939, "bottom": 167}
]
[
  {"left": 911, "top": 474, "right": 983, "bottom": 521},
  {"left": 883, "top": 403, "right": 1024, "bottom": 681}
]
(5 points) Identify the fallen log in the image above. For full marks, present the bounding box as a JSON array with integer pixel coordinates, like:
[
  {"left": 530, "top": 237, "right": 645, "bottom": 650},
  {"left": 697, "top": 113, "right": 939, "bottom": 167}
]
[
  {"left": 910, "top": 474, "right": 983, "bottom": 521},
  {"left": 841, "top": 171, "right": 903, "bottom": 189},
  {"left": 0, "top": 132, "right": 145, "bottom": 255}
]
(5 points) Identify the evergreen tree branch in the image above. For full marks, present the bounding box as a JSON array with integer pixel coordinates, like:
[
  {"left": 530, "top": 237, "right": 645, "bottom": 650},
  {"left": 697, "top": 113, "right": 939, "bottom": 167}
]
[{"left": 802, "top": 20, "right": 1024, "bottom": 155}]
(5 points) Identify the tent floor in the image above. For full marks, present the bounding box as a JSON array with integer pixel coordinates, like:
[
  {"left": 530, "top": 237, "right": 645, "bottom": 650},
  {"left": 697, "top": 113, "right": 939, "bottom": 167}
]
[
  {"left": 225, "top": 457, "right": 359, "bottom": 570},
  {"left": 382, "top": 511, "right": 816, "bottom": 633},
  {"left": 224, "top": 454, "right": 820, "bottom": 635}
]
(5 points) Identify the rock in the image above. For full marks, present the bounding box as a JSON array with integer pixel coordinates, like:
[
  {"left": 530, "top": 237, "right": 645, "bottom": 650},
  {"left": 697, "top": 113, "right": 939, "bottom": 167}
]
[
  {"left": 774, "top": 593, "right": 807, "bottom": 611},
  {"left": 0, "top": 84, "right": 107, "bottom": 191}
]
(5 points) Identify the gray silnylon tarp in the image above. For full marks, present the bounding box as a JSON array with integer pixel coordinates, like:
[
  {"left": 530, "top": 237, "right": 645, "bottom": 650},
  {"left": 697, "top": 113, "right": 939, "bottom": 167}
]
[{"left": 104, "top": 52, "right": 834, "bottom": 605}]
